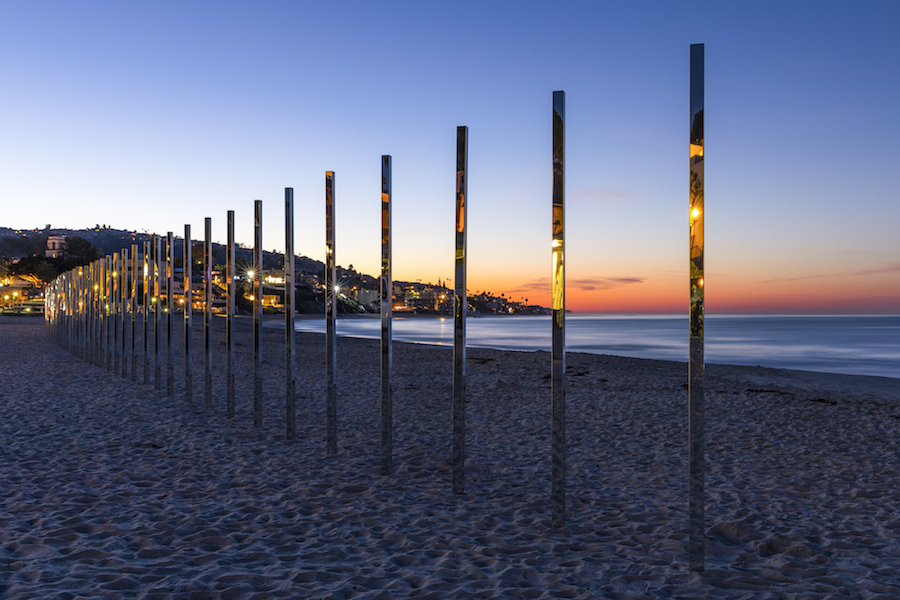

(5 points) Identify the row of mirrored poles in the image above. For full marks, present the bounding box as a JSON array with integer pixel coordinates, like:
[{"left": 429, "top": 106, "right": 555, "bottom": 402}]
[
  {"left": 44, "top": 51, "right": 707, "bottom": 568},
  {"left": 44, "top": 217, "right": 259, "bottom": 421}
]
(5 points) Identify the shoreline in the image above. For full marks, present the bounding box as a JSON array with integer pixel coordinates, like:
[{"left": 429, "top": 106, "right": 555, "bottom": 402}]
[
  {"left": 268, "top": 314, "right": 900, "bottom": 383},
  {"left": 3, "top": 315, "right": 900, "bottom": 597}
]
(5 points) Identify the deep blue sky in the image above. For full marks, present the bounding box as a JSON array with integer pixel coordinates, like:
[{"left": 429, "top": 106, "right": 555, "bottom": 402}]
[{"left": 2, "top": 1, "right": 898, "bottom": 312}]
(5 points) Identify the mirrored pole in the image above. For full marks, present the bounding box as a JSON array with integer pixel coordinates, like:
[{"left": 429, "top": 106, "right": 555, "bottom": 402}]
[
  {"left": 82, "top": 266, "right": 87, "bottom": 359},
  {"left": 82, "top": 266, "right": 88, "bottom": 359},
  {"left": 184, "top": 226, "right": 193, "bottom": 405},
  {"left": 226, "top": 211, "right": 235, "bottom": 418},
  {"left": 204, "top": 217, "right": 213, "bottom": 410},
  {"left": 143, "top": 241, "right": 150, "bottom": 385},
  {"left": 253, "top": 200, "right": 263, "bottom": 428},
  {"left": 95, "top": 260, "right": 102, "bottom": 364},
  {"left": 380, "top": 156, "right": 393, "bottom": 475},
  {"left": 73, "top": 268, "right": 79, "bottom": 356},
  {"left": 551, "top": 90, "right": 566, "bottom": 527},
  {"left": 285, "top": 189, "right": 296, "bottom": 440},
  {"left": 75, "top": 269, "right": 80, "bottom": 356},
  {"left": 69, "top": 272, "right": 75, "bottom": 353},
  {"left": 72, "top": 271, "right": 77, "bottom": 354},
  {"left": 94, "top": 261, "right": 99, "bottom": 363},
  {"left": 452, "top": 129, "right": 467, "bottom": 494},
  {"left": 131, "top": 244, "right": 138, "bottom": 382},
  {"left": 65, "top": 272, "right": 72, "bottom": 353},
  {"left": 325, "top": 172, "right": 337, "bottom": 454},
  {"left": 74, "top": 268, "right": 80, "bottom": 358},
  {"left": 106, "top": 255, "right": 113, "bottom": 371},
  {"left": 688, "top": 42, "right": 706, "bottom": 573},
  {"left": 167, "top": 232, "right": 175, "bottom": 397},
  {"left": 121, "top": 248, "right": 128, "bottom": 377},
  {"left": 88, "top": 262, "right": 95, "bottom": 365},
  {"left": 74, "top": 267, "right": 81, "bottom": 359},
  {"left": 86, "top": 262, "right": 93, "bottom": 364},
  {"left": 154, "top": 235, "right": 162, "bottom": 389},
  {"left": 96, "top": 260, "right": 103, "bottom": 364},
  {"left": 98, "top": 260, "right": 104, "bottom": 364},
  {"left": 84, "top": 264, "right": 91, "bottom": 363},
  {"left": 92, "top": 261, "right": 97, "bottom": 364},
  {"left": 99, "top": 259, "right": 105, "bottom": 367},
  {"left": 99, "top": 259, "right": 105, "bottom": 364}
]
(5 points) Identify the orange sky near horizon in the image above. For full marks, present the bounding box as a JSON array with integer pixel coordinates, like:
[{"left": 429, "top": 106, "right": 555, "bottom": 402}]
[{"left": 456, "top": 263, "right": 900, "bottom": 315}]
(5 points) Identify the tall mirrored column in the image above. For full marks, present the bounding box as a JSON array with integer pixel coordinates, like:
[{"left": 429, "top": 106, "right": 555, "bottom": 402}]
[
  {"left": 325, "top": 172, "right": 337, "bottom": 454},
  {"left": 143, "top": 241, "right": 150, "bottom": 385},
  {"left": 285, "top": 189, "right": 296, "bottom": 440},
  {"left": 106, "top": 255, "right": 113, "bottom": 371},
  {"left": 167, "top": 232, "right": 175, "bottom": 397},
  {"left": 452, "top": 128, "right": 468, "bottom": 494},
  {"left": 204, "top": 217, "right": 213, "bottom": 410},
  {"left": 226, "top": 210, "right": 236, "bottom": 418},
  {"left": 120, "top": 249, "right": 127, "bottom": 377},
  {"left": 154, "top": 235, "right": 162, "bottom": 389},
  {"left": 688, "top": 42, "right": 706, "bottom": 573},
  {"left": 551, "top": 90, "right": 566, "bottom": 527},
  {"left": 253, "top": 200, "right": 263, "bottom": 427},
  {"left": 131, "top": 244, "right": 138, "bottom": 381},
  {"left": 184, "top": 226, "right": 193, "bottom": 404},
  {"left": 381, "top": 156, "right": 393, "bottom": 475},
  {"left": 88, "top": 262, "right": 96, "bottom": 365},
  {"left": 112, "top": 252, "right": 119, "bottom": 375}
]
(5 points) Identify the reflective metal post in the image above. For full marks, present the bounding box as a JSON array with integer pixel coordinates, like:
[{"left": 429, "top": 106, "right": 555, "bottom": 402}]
[
  {"left": 98, "top": 259, "right": 104, "bottom": 365},
  {"left": 204, "top": 217, "right": 213, "bottom": 410},
  {"left": 551, "top": 90, "right": 566, "bottom": 527},
  {"left": 131, "top": 244, "right": 138, "bottom": 382},
  {"left": 184, "top": 226, "right": 193, "bottom": 405},
  {"left": 106, "top": 255, "right": 113, "bottom": 371},
  {"left": 82, "top": 266, "right": 87, "bottom": 359},
  {"left": 98, "top": 259, "right": 104, "bottom": 367},
  {"left": 76, "top": 269, "right": 81, "bottom": 356},
  {"left": 91, "top": 261, "right": 96, "bottom": 364},
  {"left": 67, "top": 269, "right": 74, "bottom": 355},
  {"left": 167, "top": 232, "right": 174, "bottom": 396},
  {"left": 96, "top": 260, "right": 103, "bottom": 364},
  {"left": 253, "top": 200, "right": 263, "bottom": 427},
  {"left": 65, "top": 271, "right": 71, "bottom": 354},
  {"left": 285, "top": 189, "right": 296, "bottom": 440},
  {"left": 87, "top": 262, "right": 94, "bottom": 364},
  {"left": 688, "top": 42, "right": 706, "bottom": 572},
  {"left": 325, "top": 172, "right": 337, "bottom": 454},
  {"left": 143, "top": 241, "right": 150, "bottom": 384},
  {"left": 381, "top": 156, "right": 393, "bottom": 475},
  {"left": 226, "top": 211, "right": 235, "bottom": 418},
  {"left": 121, "top": 248, "right": 128, "bottom": 377},
  {"left": 154, "top": 235, "right": 162, "bottom": 389},
  {"left": 452, "top": 129, "right": 467, "bottom": 494},
  {"left": 98, "top": 259, "right": 105, "bottom": 364},
  {"left": 96, "top": 260, "right": 102, "bottom": 363},
  {"left": 88, "top": 262, "right": 95, "bottom": 364}
]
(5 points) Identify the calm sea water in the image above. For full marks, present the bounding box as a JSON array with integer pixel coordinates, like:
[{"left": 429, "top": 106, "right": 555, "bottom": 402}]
[{"left": 289, "top": 315, "right": 900, "bottom": 379}]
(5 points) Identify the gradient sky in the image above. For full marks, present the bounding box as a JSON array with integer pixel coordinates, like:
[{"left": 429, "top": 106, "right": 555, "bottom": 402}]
[{"left": 2, "top": 1, "right": 898, "bottom": 313}]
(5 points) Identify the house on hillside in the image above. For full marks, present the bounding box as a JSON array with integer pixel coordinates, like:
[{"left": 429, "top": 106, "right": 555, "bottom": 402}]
[{"left": 45, "top": 235, "right": 66, "bottom": 258}]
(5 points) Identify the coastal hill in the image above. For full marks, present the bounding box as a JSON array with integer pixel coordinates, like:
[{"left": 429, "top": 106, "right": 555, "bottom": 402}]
[{"left": 1, "top": 226, "right": 548, "bottom": 316}]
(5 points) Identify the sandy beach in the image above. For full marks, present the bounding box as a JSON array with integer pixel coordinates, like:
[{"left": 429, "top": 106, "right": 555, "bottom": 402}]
[{"left": 2, "top": 314, "right": 899, "bottom": 599}]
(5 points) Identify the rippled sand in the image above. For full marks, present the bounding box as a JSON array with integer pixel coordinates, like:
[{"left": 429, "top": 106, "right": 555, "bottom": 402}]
[{"left": 2, "top": 315, "right": 899, "bottom": 599}]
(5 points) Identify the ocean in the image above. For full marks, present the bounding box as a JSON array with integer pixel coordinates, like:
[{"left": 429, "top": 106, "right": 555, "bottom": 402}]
[{"left": 287, "top": 314, "right": 900, "bottom": 379}]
